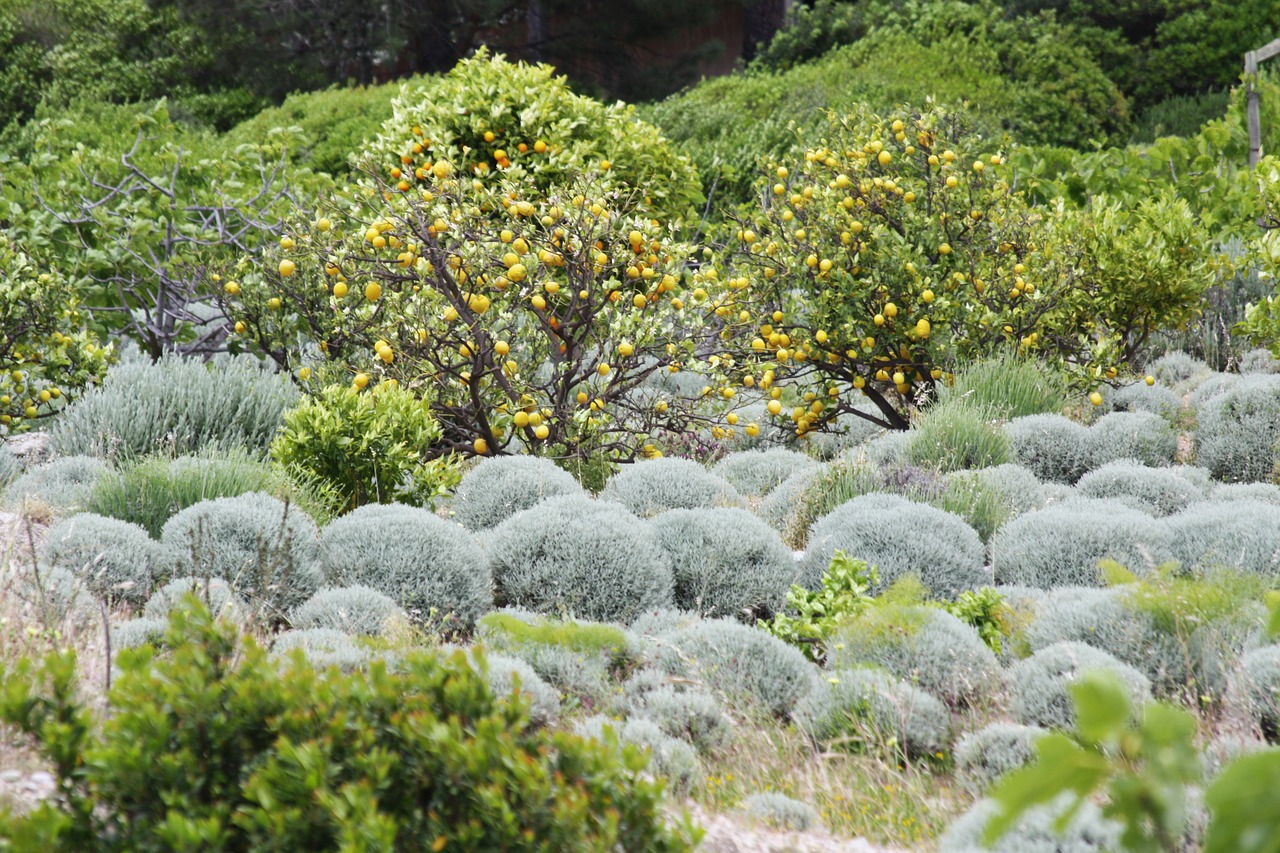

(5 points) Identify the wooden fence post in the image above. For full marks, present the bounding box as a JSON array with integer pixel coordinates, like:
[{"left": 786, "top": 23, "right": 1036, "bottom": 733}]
[{"left": 1246, "top": 38, "right": 1280, "bottom": 169}]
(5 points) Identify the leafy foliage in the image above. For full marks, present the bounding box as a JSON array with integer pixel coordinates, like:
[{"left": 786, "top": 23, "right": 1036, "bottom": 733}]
[{"left": 758, "top": 551, "right": 878, "bottom": 662}]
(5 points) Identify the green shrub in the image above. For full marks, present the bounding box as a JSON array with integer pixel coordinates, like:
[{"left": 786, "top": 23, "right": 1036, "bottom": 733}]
[
  {"left": 800, "top": 493, "right": 988, "bottom": 598},
  {"left": 758, "top": 551, "right": 877, "bottom": 663},
  {"left": 485, "top": 495, "right": 673, "bottom": 623},
  {"left": 321, "top": 503, "right": 489, "bottom": 631},
  {"left": 41, "top": 513, "right": 170, "bottom": 606},
  {"left": 2, "top": 455, "right": 111, "bottom": 515},
  {"left": 741, "top": 792, "right": 819, "bottom": 832},
  {"left": 991, "top": 501, "right": 1175, "bottom": 587},
  {"left": 954, "top": 723, "right": 1049, "bottom": 793},
  {"left": 827, "top": 606, "right": 1002, "bottom": 709},
  {"left": 271, "top": 382, "right": 458, "bottom": 514},
  {"left": 1086, "top": 411, "right": 1179, "bottom": 469},
  {"left": 1148, "top": 351, "right": 1210, "bottom": 387},
  {"left": 1004, "top": 414, "right": 1089, "bottom": 484},
  {"left": 290, "top": 586, "right": 407, "bottom": 637},
  {"left": 143, "top": 576, "right": 246, "bottom": 623},
  {"left": 619, "top": 670, "right": 731, "bottom": 755},
  {"left": 650, "top": 508, "right": 795, "bottom": 621},
  {"left": 711, "top": 449, "right": 817, "bottom": 498},
  {"left": 940, "top": 355, "right": 1068, "bottom": 421},
  {"left": 271, "top": 627, "right": 368, "bottom": 672},
  {"left": 482, "top": 653, "right": 563, "bottom": 728},
  {"left": 160, "top": 492, "right": 324, "bottom": 615},
  {"left": 1168, "top": 500, "right": 1280, "bottom": 579},
  {"left": 938, "top": 795, "right": 1122, "bottom": 853},
  {"left": 906, "top": 399, "right": 1010, "bottom": 474},
  {"left": 653, "top": 619, "right": 817, "bottom": 717},
  {"left": 792, "top": 667, "right": 951, "bottom": 760},
  {"left": 1008, "top": 641, "right": 1152, "bottom": 729},
  {"left": 1106, "top": 381, "right": 1183, "bottom": 422},
  {"left": 1230, "top": 645, "right": 1280, "bottom": 740},
  {"left": 0, "top": 603, "right": 694, "bottom": 851},
  {"left": 577, "top": 717, "right": 701, "bottom": 795},
  {"left": 1075, "top": 460, "right": 1205, "bottom": 517},
  {"left": 601, "top": 458, "right": 746, "bottom": 519},
  {"left": 1194, "top": 376, "right": 1280, "bottom": 482},
  {"left": 50, "top": 354, "right": 297, "bottom": 461},
  {"left": 452, "top": 455, "right": 586, "bottom": 532}
]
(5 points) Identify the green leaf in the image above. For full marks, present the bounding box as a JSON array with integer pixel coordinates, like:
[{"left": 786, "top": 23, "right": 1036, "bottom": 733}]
[
  {"left": 984, "top": 734, "right": 1110, "bottom": 845},
  {"left": 1070, "top": 671, "right": 1131, "bottom": 745},
  {"left": 1205, "top": 752, "right": 1280, "bottom": 853}
]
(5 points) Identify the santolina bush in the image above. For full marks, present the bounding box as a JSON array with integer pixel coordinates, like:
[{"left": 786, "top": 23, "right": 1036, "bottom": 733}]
[
  {"left": 576, "top": 717, "right": 701, "bottom": 795},
  {"left": 954, "top": 722, "right": 1049, "bottom": 792},
  {"left": 143, "top": 576, "right": 247, "bottom": 623},
  {"left": 1148, "top": 351, "right": 1209, "bottom": 387},
  {"left": 1075, "top": 460, "right": 1205, "bottom": 517},
  {"left": 1167, "top": 499, "right": 1280, "bottom": 579},
  {"left": 792, "top": 667, "right": 951, "bottom": 760},
  {"left": 1194, "top": 375, "right": 1280, "bottom": 482},
  {"left": 41, "top": 513, "right": 171, "bottom": 606},
  {"left": 481, "top": 652, "right": 563, "bottom": 728},
  {"left": 271, "top": 627, "right": 368, "bottom": 672},
  {"left": 742, "top": 793, "right": 820, "bottom": 831},
  {"left": 600, "top": 458, "right": 746, "bottom": 518},
  {"left": 939, "top": 795, "right": 1122, "bottom": 853},
  {"left": 1003, "top": 414, "right": 1089, "bottom": 484},
  {"left": 1107, "top": 380, "right": 1182, "bottom": 422},
  {"left": 619, "top": 669, "right": 732, "bottom": 755},
  {"left": 712, "top": 448, "right": 817, "bottom": 497},
  {"left": 1007, "top": 641, "right": 1152, "bottom": 730},
  {"left": 451, "top": 455, "right": 586, "bottom": 531},
  {"left": 290, "top": 585, "right": 408, "bottom": 636},
  {"left": 3, "top": 455, "right": 111, "bottom": 515},
  {"left": 1085, "top": 411, "right": 1178, "bottom": 469}
]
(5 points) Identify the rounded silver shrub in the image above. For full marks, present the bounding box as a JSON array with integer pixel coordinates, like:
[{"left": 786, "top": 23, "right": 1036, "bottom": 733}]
[
  {"left": 576, "top": 716, "right": 701, "bottom": 793},
  {"left": 620, "top": 668, "right": 732, "bottom": 754},
  {"left": 3, "top": 455, "right": 110, "bottom": 515},
  {"left": 954, "top": 722, "right": 1048, "bottom": 792},
  {"left": 1194, "top": 375, "right": 1280, "bottom": 482},
  {"left": 1086, "top": 411, "right": 1178, "bottom": 469},
  {"left": 111, "top": 617, "right": 170, "bottom": 651},
  {"left": 742, "top": 792, "right": 820, "bottom": 831},
  {"left": 272, "top": 628, "right": 368, "bottom": 672},
  {"left": 42, "top": 512, "right": 170, "bottom": 606},
  {"left": 712, "top": 448, "right": 818, "bottom": 497},
  {"left": 1230, "top": 645, "right": 1280, "bottom": 739},
  {"left": 799, "top": 493, "right": 987, "bottom": 597},
  {"left": 601, "top": 457, "right": 746, "bottom": 518},
  {"left": 451, "top": 455, "right": 585, "bottom": 531},
  {"left": 1008, "top": 641, "right": 1152, "bottom": 730},
  {"left": 322, "top": 503, "right": 490, "bottom": 630},
  {"left": 15, "top": 565, "right": 94, "bottom": 623},
  {"left": 1167, "top": 499, "right": 1280, "bottom": 579},
  {"left": 1004, "top": 414, "right": 1089, "bottom": 484},
  {"left": 1075, "top": 460, "right": 1204, "bottom": 517},
  {"left": 991, "top": 499, "right": 1174, "bottom": 588},
  {"left": 1148, "top": 351, "right": 1208, "bottom": 388},
  {"left": 1209, "top": 482, "right": 1280, "bottom": 505},
  {"left": 1106, "top": 380, "right": 1182, "bottom": 421},
  {"left": 290, "top": 585, "right": 408, "bottom": 636},
  {"left": 161, "top": 492, "right": 323, "bottom": 613},
  {"left": 485, "top": 494, "right": 673, "bottom": 622},
  {"left": 938, "top": 795, "right": 1122, "bottom": 853},
  {"left": 481, "top": 652, "right": 562, "bottom": 727},
  {"left": 757, "top": 464, "right": 826, "bottom": 543},
  {"left": 144, "top": 576, "right": 246, "bottom": 622},
  {"left": 793, "top": 667, "right": 951, "bottom": 759},
  {"left": 650, "top": 507, "right": 796, "bottom": 620}
]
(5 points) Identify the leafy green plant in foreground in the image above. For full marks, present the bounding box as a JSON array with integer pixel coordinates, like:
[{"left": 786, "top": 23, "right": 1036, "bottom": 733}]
[{"left": 759, "top": 551, "right": 877, "bottom": 663}]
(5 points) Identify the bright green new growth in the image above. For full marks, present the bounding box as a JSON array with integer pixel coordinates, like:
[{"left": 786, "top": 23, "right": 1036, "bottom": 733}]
[
  {"left": 954, "top": 723, "right": 1049, "bottom": 792},
  {"left": 800, "top": 492, "right": 988, "bottom": 598},
  {"left": 485, "top": 495, "right": 674, "bottom": 623},
  {"left": 271, "top": 627, "right": 368, "bottom": 672},
  {"left": 3, "top": 455, "right": 111, "bottom": 515},
  {"left": 906, "top": 398, "right": 1010, "bottom": 474},
  {"left": 1007, "top": 641, "right": 1152, "bottom": 730},
  {"left": 1193, "top": 375, "right": 1280, "bottom": 482},
  {"left": 741, "top": 792, "right": 820, "bottom": 832},
  {"left": 939, "top": 354, "right": 1069, "bottom": 421},
  {"left": 321, "top": 503, "right": 490, "bottom": 631},
  {"left": 160, "top": 492, "right": 323, "bottom": 615},
  {"left": 51, "top": 354, "right": 297, "bottom": 461},
  {"left": 1086, "top": 411, "right": 1178, "bottom": 469},
  {"left": 712, "top": 448, "right": 818, "bottom": 497},
  {"left": 41, "top": 512, "right": 170, "bottom": 606},
  {"left": 452, "top": 455, "right": 586, "bottom": 531},
  {"left": 1004, "top": 414, "right": 1090, "bottom": 484},
  {"left": 478, "top": 610, "right": 637, "bottom": 668},
  {"left": 1075, "top": 460, "right": 1205, "bottom": 517},
  {"left": 650, "top": 507, "right": 796, "bottom": 620},
  {"left": 600, "top": 458, "right": 746, "bottom": 519},
  {"left": 759, "top": 551, "right": 877, "bottom": 663},
  {"left": 271, "top": 382, "right": 457, "bottom": 514},
  {"left": 290, "top": 586, "right": 407, "bottom": 637},
  {"left": 792, "top": 667, "right": 951, "bottom": 760}
]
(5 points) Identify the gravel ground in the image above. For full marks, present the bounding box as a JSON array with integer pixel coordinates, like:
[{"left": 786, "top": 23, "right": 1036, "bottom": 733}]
[{"left": 687, "top": 804, "right": 909, "bottom": 853}]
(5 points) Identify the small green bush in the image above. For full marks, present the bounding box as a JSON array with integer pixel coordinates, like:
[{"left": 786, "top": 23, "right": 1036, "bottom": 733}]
[
  {"left": 1086, "top": 411, "right": 1179, "bottom": 469},
  {"left": 650, "top": 508, "right": 796, "bottom": 620},
  {"left": 160, "top": 492, "right": 324, "bottom": 615},
  {"left": 271, "top": 628, "right": 368, "bottom": 672},
  {"left": 290, "top": 586, "right": 407, "bottom": 637},
  {"left": 758, "top": 551, "right": 877, "bottom": 663},
  {"left": 938, "top": 795, "right": 1122, "bottom": 853},
  {"left": 486, "top": 495, "right": 673, "bottom": 623},
  {"left": 143, "top": 576, "right": 247, "bottom": 623},
  {"left": 3, "top": 456, "right": 111, "bottom": 515},
  {"left": 1168, "top": 500, "right": 1280, "bottom": 579},
  {"left": 741, "top": 792, "right": 819, "bottom": 832},
  {"left": 620, "top": 669, "right": 732, "bottom": 755},
  {"left": 954, "top": 723, "right": 1049, "bottom": 792},
  {"left": 577, "top": 717, "right": 701, "bottom": 795},
  {"left": 1008, "top": 641, "right": 1152, "bottom": 729},
  {"left": 940, "top": 355, "right": 1068, "bottom": 421},
  {"left": 1075, "top": 460, "right": 1205, "bottom": 517},
  {"left": 991, "top": 500, "right": 1175, "bottom": 587},
  {"left": 1004, "top": 414, "right": 1089, "bottom": 484},
  {"left": 321, "top": 503, "right": 490, "bottom": 631},
  {"left": 1148, "top": 351, "right": 1210, "bottom": 387},
  {"left": 906, "top": 398, "right": 1010, "bottom": 474},
  {"left": 792, "top": 667, "right": 951, "bottom": 760},
  {"left": 0, "top": 603, "right": 693, "bottom": 850},
  {"left": 41, "top": 513, "right": 170, "bottom": 606},
  {"left": 51, "top": 354, "right": 297, "bottom": 461},
  {"left": 601, "top": 458, "right": 746, "bottom": 518},
  {"left": 653, "top": 618, "right": 817, "bottom": 717},
  {"left": 1194, "top": 376, "right": 1280, "bottom": 482},
  {"left": 1106, "top": 381, "right": 1183, "bottom": 422},
  {"left": 800, "top": 493, "right": 988, "bottom": 598},
  {"left": 451, "top": 455, "right": 586, "bottom": 531},
  {"left": 712, "top": 449, "right": 817, "bottom": 498}
]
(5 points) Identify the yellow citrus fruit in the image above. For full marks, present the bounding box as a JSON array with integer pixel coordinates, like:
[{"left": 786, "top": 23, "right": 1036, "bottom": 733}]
[
  {"left": 1145, "top": 375, "right": 1156, "bottom": 386},
  {"left": 234, "top": 321, "right": 246, "bottom": 334},
  {"left": 597, "top": 363, "right": 611, "bottom": 376},
  {"left": 767, "top": 400, "right": 782, "bottom": 416},
  {"left": 473, "top": 438, "right": 489, "bottom": 454},
  {"left": 354, "top": 373, "right": 370, "bottom": 389},
  {"left": 365, "top": 282, "right": 382, "bottom": 301},
  {"left": 534, "top": 424, "right": 550, "bottom": 440},
  {"left": 495, "top": 340, "right": 510, "bottom": 356},
  {"left": 1089, "top": 391, "right": 1103, "bottom": 406},
  {"left": 223, "top": 281, "right": 240, "bottom": 296},
  {"left": 333, "top": 282, "right": 349, "bottom": 298},
  {"left": 278, "top": 259, "right": 297, "bottom": 277}
]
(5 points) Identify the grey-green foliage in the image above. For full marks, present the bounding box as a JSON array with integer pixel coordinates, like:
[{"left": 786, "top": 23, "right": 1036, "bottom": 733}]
[
  {"left": 485, "top": 495, "right": 673, "bottom": 623},
  {"left": 290, "top": 585, "right": 407, "bottom": 636},
  {"left": 1007, "top": 641, "right": 1152, "bottom": 729},
  {"left": 1004, "top": 414, "right": 1089, "bottom": 484},
  {"left": 3, "top": 455, "right": 111, "bottom": 514},
  {"left": 1194, "top": 375, "right": 1280, "bottom": 482},
  {"left": 1230, "top": 645, "right": 1280, "bottom": 738},
  {"left": 1075, "top": 460, "right": 1205, "bottom": 517},
  {"left": 950, "top": 465, "right": 1046, "bottom": 516},
  {"left": 321, "top": 503, "right": 489, "bottom": 630},
  {"left": 143, "top": 576, "right": 247, "bottom": 622},
  {"left": 741, "top": 792, "right": 819, "bottom": 832},
  {"left": 1201, "top": 734, "right": 1275, "bottom": 779},
  {"left": 800, "top": 493, "right": 988, "bottom": 597},
  {"left": 906, "top": 398, "right": 1010, "bottom": 473},
  {"left": 451, "top": 455, "right": 586, "bottom": 531},
  {"left": 1187, "top": 372, "right": 1243, "bottom": 408},
  {"left": 41, "top": 512, "right": 171, "bottom": 606},
  {"left": 0, "top": 442, "right": 18, "bottom": 492},
  {"left": 650, "top": 508, "right": 795, "bottom": 620},
  {"left": 827, "top": 606, "right": 1002, "bottom": 709},
  {"left": 954, "top": 723, "right": 1049, "bottom": 792},
  {"left": 1085, "top": 411, "right": 1178, "bottom": 469},
  {"left": 859, "top": 430, "right": 912, "bottom": 466},
  {"left": 481, "top": 652, "right": 562, "bottom": 727},
  {"left": 1168, "top": 499, "right": 1280, "bottom": 578},
  {"left": 991, "top": 500, "right": 1174, "bottom": 588},
  {"left": 1148, "top": 351, "right": 1209, "bottom": 387},
  {"left": 722, "top": 402, "right": 791, "bottom": 452},
  {"left": 50, "top": 354, "right": 298, "bottom": 461},
  {"left": 628, "top": 608, "right": 702, "bottom": 641},
  {"left": 653, "top": 618, "right": 817, "bottom": 717},
  {"left": 938, "top": 463, "right": 1045, "bottom": 546},
  {"left": 712, "top": 448, "right": 817, "bottom": 497},
  {"left": 476, "top": 610, "right": 625, "bottom": 709},
  {"left": 803, "top": 403, "right": 886, "bottom": 459},
  {"left": 1240, "top": 348, "right": 1280, "bottom": 375},
  {"left": 600, "top": 458, "right": 746, "bottom": 518},
  {"left": 1210, "top": 482, "right": 1280, "bottom": 505},
  {"left": 1107, "top": 381, "right": 1183, "bottom": 422},
  {"left": 271, "top": 628, "right": 368, "bottom": 672},
  {"left": 939, "top": 355, "right": 1069, "bottom": 421},
  {"left": 160, "top": 492, "right": 323, "bottom": 614},
  {"left": 938, "top": 795, "right": 1122, "bottom": 853},
  {"left": 110, "top": 618, "right": 169, "bottom": 651},
  {"left": 577, "top": 716, "right": 701, "bottom": 794},
  {"left": 758, "top": 464, "right": 826, "bottom": 541},
  {"left": 14, "top": 565, "right": 94, "bottom": 623},
  {"left": 619, "top": 668, "right": 732, "bottom": 754},
  {"left": 792, "top": 667, "right": 951, "bottom": 759}
]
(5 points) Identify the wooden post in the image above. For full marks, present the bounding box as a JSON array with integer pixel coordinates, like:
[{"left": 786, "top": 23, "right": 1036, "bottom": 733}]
[{"left": 1246, "top": 38, "right": 1280, "bottom": 168}]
